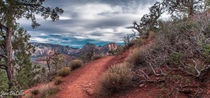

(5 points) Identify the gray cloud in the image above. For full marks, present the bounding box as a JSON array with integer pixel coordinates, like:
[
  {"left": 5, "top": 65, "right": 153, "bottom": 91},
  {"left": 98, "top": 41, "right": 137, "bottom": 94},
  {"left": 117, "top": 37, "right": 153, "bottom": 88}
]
[{"left": 20, "top": 0, "right": 156, "bottom": 48}]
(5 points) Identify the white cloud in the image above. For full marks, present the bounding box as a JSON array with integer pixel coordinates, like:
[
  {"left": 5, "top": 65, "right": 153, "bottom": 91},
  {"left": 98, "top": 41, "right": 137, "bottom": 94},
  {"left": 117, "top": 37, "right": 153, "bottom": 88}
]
[
  {"left": 31, "top": 37, "right": 48, "bottom": 43},
  {"left": 73, "top": 3, "right": 123, "bottom": 19},
  {"left": 59, "top": 16, "right": 72, "bottom": 20}
]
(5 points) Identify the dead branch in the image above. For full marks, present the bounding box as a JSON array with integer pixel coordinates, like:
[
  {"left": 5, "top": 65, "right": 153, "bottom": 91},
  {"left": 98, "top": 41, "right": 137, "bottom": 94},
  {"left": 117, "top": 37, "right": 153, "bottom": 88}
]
[
  {"left": 197, "top": 65, "right": 210, "bottom": 80},
  {"left": 192, "top": 59, "right": 201, "bottom": 77},
  {"left": 0, "top": 64, "right": 7, "bottom": 70},
  {"left": 148, "top": 63, "right": 162, "bottom": 76},
  {"left": 157, "top": 65, "right": 166, "bottom": 76},
  {"left": 138, "top": 69, "right": 150, "bottom": 80},
  {"left": 0, "top": 23, "right": 8, "bottom": 31},
  {"left": 0, "top": 54, "right": 7, "bottom": 59},
  {"left": 178, "top": 89, "right": 195, "bottom": 95}
]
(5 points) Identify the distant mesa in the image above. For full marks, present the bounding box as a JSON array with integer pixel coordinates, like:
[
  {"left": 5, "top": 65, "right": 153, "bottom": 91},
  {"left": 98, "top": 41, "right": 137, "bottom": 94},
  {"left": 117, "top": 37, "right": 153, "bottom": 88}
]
[{"left": 31, "top": 42, "right": 119, "bottom": 64}]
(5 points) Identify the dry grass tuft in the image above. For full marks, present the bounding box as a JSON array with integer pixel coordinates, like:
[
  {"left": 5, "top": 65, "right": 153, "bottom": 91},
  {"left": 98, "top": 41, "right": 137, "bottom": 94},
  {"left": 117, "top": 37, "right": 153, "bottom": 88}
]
[
  {"left": 97, "top": 63, "right": 133, "bottom": 96},
  {"left": 57, "top": 67, "right": 71, "bottom": 77},
  {"left": 70, "top": 60, "right": 83, "bottom": 70}
]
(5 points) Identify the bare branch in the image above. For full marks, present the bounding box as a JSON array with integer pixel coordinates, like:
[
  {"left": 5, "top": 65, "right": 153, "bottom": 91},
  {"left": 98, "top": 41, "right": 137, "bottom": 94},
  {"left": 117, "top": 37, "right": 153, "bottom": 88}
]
[
  {"left": 0, "top": 23, "right": 8, "bottom": 31},
  {"left": 0, "top": 54, "right": 7, "bottom": 59},
  {"left": 148, "top": 63, "right": 162, "bottom": 76},
  {"left": 197, "top": 65, "right": 210, "bottom": 80},
  {"left": 0, "top": 64, "right": 7, "bottom": 70},
  {"left": 139, "top": 69, "right": 150, "bottom": 80},
  {"left": 192, "top": 59, "right": 201, "bottom": 77}
]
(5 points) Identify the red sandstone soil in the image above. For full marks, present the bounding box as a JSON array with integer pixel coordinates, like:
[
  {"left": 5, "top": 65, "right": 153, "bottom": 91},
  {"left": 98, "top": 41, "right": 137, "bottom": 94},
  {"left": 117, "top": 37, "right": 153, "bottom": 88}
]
[{"left": 55, "top": 56, "right": 115, "bottom": 98}]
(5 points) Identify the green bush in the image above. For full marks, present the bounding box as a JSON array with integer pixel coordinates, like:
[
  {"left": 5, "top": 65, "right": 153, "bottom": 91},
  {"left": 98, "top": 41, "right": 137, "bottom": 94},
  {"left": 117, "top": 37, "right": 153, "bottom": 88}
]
[
  {"left": 0, "top": 70, "right": 9, "bottom": 91},
  {"left": 47, "top": 88, "right": 60, "bottom": 95},
  {"left": 54, "top": 79, "right": 62, "bottom": 85},
  {"left": 98, "top": 63, "right": 133, "bottom": 95},
  {"left": 199, "top": 43, "right": 210, "bottom": 63},
  {"left": 184, "top": 65, "right": 197, "bottom": 76},
  {"left": 92, "top": 55, "right": 102, "bottom": 60},
  {"left": 109, "top": 45, "right": 125, "bottom": 56},
  {"left": 185, "top": 78, "right": 191, "bottom": 84},
  {"left": 169, "top": 51, "right": 182, "bottom": 65},
  {"left": 57, "top": 67, "right": 71, "bottom": 77},
  {"left": 40, "top": 87, "right": 60, "bottom": 98},
  {"left": 31, "top": 89, "right": 39, "bottom": 95},
  {"left": 70, "top": 60, "right": 83, "bottom": 70},
  {"left": 126, "top": 48, "right": 145, "bottom": 66},
  {"left": 123, "top": 33, "right": 137, "bottom": 49}
]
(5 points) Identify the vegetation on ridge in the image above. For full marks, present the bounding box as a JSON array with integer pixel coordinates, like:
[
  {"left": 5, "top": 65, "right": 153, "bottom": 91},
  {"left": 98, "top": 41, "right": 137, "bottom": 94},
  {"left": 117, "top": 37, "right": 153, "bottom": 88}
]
[{"left": 96, "top": 0, "right": 210, "bottom": 97}]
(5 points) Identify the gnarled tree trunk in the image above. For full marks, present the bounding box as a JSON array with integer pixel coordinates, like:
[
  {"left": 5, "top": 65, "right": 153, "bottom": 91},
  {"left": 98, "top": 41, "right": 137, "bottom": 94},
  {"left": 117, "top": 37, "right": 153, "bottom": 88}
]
[{"left": 5, "top": 27, "right": 16, "bottom": 90}]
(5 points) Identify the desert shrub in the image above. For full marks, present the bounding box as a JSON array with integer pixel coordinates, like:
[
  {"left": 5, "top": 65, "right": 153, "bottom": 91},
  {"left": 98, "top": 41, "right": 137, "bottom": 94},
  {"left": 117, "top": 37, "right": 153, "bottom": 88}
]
[
  {"left": 131, "top": 38, "right": 146, "bottom": 47},
  {"left": 123, "top": 33, "right": 138, "bottom": 49},
  {"left": 47, "top": 88, "right": 60, "bottom": 95},
  {"left": 169, "top": 51, "right": 182, "bottom": 64},
  {"left": 148, "top": 31, "right": 156, "bottom": 39},
  {"left": 39, "top": 84, "right": 51, "bottom": 93},
  {"left": 92, "top": 55, "right": 102, "bottom": 60},
  {"left": 185, "top": 78, "right": 191, "bottom": 84},
  {"left": 109, "top": 45, "right": 125, "bottom": 56},
  {"left": 126, "top": 48, "right": 146, "bottom": 66},
  {"left": 57, "top": 67, "right": 71, "bottom": 77},
  {"left": 54, "top": 79, "right": 62, "bottom": 85},
  {"left": 54, "top": 77, "right": 63, "bottom": 85},
  {"left": 70, "top": 60, "right": 83, "bottom": 70},
  {"left": 31, "top": 89, "right": 39, "bottom": 95},
  {"left": 199, "top": 43, "right": 210, "bottom": 63},
  {"left": 39, "top": 84, "right": 60, "bottom": 98},
  {"left": 98, "top": 63, "right": 133, "bottom": 95},
  {"left": 40, "top": 87, "right": 60, "bottom": 98},
  {"left": 172, "top": 75, "right": 182, "bottom": 80},
  {"left": 184, "top": 65, "right": 197, "bottom": 75},
  {"left": 0, "top": 70, "right": 9, "bottom": 91}
]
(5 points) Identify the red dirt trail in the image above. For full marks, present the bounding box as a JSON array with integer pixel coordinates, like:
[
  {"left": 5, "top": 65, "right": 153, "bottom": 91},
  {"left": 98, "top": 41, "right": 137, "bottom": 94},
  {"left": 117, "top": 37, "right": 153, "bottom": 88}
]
[
  {"left": 55, "top": 56, "right": 115, "bottom": 98},
  {"left": 55, "top": 39, "right": 155, "bottom": 98}
]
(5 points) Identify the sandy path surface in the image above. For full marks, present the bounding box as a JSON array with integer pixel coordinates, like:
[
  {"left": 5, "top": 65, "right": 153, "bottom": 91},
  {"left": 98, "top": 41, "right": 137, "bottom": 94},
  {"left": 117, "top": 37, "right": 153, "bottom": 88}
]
[{"left": 55, "top": 56, "right": 115, "bottom": 98}]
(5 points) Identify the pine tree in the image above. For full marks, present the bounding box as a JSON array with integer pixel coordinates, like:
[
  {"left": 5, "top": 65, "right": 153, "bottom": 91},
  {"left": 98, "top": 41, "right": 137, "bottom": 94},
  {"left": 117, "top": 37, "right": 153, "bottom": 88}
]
[
  {"left": 13, "top": 28, "right": 41, "bottom": 89},
  {"left": 0, "top": 0, "right": 63, "bottom": 93},
  {"left": 0, "top": 27, "right": 43, "bottom": 93}
]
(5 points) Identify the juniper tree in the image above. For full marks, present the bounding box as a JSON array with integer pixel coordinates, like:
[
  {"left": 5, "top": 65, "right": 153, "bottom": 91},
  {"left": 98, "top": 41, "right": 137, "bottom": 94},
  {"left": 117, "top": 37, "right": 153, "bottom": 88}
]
[
  {"left": 0, "top": 0, "right": 63, "bottom": 92},
  {"left": 13, "top": 28, "right": 42, "bottom": 89},
  {"left": 163, "top": 0, "right": 204, "bottom": 17},
  {"left": 134, "top": 0, "right": 206, "bottom": 38},
  {"left": 134, "top": 2, "right": 165, "bottom": 38},
  {"left": 44, "top": 50, "right": 65, "bottom": 81}
]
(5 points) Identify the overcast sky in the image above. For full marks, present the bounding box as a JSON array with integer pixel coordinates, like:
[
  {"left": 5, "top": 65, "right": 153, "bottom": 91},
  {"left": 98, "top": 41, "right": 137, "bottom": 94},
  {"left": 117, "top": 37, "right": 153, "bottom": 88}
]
[{"left": 19, "top": 0, "right": 162, "bottom": 48}]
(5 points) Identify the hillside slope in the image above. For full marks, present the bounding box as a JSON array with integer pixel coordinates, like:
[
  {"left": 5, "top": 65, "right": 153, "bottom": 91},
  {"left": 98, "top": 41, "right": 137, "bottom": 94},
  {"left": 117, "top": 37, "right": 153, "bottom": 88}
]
[{"left": 23, "top": 39, "right": 151, "bottom": 98}]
